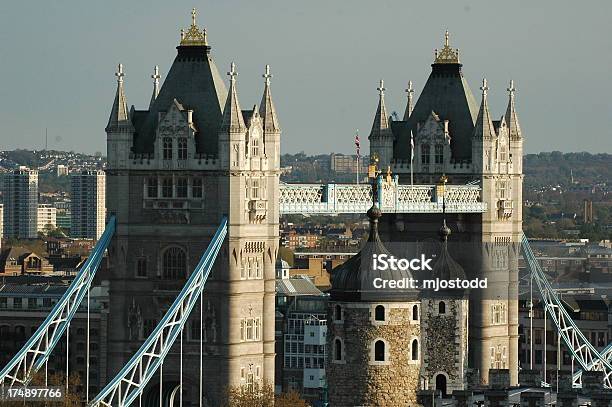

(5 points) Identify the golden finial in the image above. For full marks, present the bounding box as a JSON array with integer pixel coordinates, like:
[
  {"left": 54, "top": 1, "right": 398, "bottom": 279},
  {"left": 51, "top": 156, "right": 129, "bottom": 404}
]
[
  {"left": 434, "top": 30, "right": 460, "bottom": 64},
  {"left": 180, "top": 8, "right": 208, "bottom": 46}
]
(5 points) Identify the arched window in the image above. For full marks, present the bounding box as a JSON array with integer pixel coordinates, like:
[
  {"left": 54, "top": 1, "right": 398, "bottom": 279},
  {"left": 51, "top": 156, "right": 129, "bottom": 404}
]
[
  {"left": 334, "top": 304, "right": 342, "bottom": 321},
  {"left": 411, "top": 339, "right": 419, "bottom": 361},
  {"left": 412, "top": 304, "right": 419, "bottom": 321},
  {"left": 438, "top": 301, "right": 446, "bottom": 314},
  {"left": 334, "top": 338, "right": 343, "bottom": 361},
  {"left": 374, "top": 340, "right": 386, "bottom": 362},
  {"left": 421, "top": 144, "right": 430, "bottom": 164},
  {"left": 162, "top": 247, "right": 186, "bottom": 279},
  {"left": 374, "top": 305, "right": 385, "bottom": 321}
]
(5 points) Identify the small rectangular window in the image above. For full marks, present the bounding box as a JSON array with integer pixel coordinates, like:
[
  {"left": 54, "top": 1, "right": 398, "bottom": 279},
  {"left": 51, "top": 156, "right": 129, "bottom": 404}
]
[
  {"left": 434, "top": 144, "right": 443, "bottom": 164},
  {"left": 147, "top": 178, "right": 158, "bottom": 198},
  {"left": 421, "top": 145, "right": 430, "bottom": 164},
  {"left": 163, "top": 138, "right": 173, "bottom": 160},
  {"left": 178, "top": 138, "right": 188, "bottom": 160},
  {"left": 162, "top": 178, "right": 173, "bottom": 198},
  {"left": 176, "top": 178, "right": 188, "bottom": 198},
  {"left": 192, "top": 178, "right": 203, "bottom": 198}
]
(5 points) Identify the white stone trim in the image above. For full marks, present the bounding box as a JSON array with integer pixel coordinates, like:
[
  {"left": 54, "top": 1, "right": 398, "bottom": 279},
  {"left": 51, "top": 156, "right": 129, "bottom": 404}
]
[
  {"left": 370, "top": 304, "right": 388, "bottom": 325},
  {"left": 369, "top": 337, "right": 390, "bottom": 366}
]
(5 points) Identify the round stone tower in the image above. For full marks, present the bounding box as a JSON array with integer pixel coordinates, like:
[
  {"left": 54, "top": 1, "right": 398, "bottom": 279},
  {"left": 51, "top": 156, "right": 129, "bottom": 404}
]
[{"left": 327, "top": 204, "right": 421, "bottom": 407}]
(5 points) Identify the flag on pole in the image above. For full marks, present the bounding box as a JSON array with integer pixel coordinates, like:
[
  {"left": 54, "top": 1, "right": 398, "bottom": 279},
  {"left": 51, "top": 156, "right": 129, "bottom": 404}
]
[
  {"left": 355, "top": 134, "right": 360, "bottom": 156},
  {"left": 410, "top": 131, "right": 414, "bottom": 162}
]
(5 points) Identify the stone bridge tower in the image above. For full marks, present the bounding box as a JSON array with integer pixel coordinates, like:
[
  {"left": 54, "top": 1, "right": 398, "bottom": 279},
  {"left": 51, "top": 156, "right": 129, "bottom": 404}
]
[
  {"left": 105, "top": 10, "right": 280, "bottom": 406},
  {"left": 370, "top": 31, "right": 523, "bottom": 386}
]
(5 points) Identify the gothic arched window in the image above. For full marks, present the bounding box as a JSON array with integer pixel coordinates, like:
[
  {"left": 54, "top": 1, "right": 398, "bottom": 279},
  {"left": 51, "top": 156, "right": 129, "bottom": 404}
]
[
  {"left": 412, "top": 304, "right": 419, "bottom": 321},
  {"left": 411, "top": 338, "right": 419, "bottom": 361},
  {"left": 438, "top": 301, "right": 446, "bottom": 314},
  {"left": 374, "top": 305, "right": 385, "bottom": 321},
  {"left": 162, "top": 247, "right": 186, "bottom": 279},
  {"left": 374, "top": 340, "right": 386, "bottom": 361},
  {"left": 136, "top": 258, "right": 147, "bottom": 277},
  {"left": 421, "top": 144, "right": 431, "bottom": 164},
  {"left": 334, "top": 338, "right": 343, "bottom": 361}
]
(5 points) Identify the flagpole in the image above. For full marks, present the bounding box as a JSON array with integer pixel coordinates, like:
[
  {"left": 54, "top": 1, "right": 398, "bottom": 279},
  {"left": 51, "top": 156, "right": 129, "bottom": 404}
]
[
  {"left": 410, "top": 131, "right": 414, "bottom": 187},
  {"left": 355, "top": 130, "right": 360, "bottom": 185}
]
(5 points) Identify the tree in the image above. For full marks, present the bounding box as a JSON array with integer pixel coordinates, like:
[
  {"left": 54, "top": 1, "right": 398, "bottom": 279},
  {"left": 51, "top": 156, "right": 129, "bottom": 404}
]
[
  {"left": 275, "top": 390, "right": 310, "bottom": 407},
  {"left": 2, "top": 371, "right": 82, "bottom": 406},
  {"left": 223, "top": 383, "right": 311, "bottom": 407}
]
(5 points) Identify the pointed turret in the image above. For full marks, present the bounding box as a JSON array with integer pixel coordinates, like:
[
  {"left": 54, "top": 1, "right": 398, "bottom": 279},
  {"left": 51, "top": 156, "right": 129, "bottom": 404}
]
[
  {"left": 149, "top": 66, "right": 161, "bottom": 108},
  {"left": 403, "top": 80, "right": 414, "bottom": 121},
  {"left": 370, "top": 79, "right": 389, "bottom": 136},
  {"left": 259, "top": 65, "right": 280, "bottom": 133},
  {"left": 106, "top": 63, "right": 134, "bottom": 133},
  {"left": 220, "top": 62, "right": 246, "bottom": 133},
  {"left": 505, "top": 80, "right": 522, "bottom": 140},
  {"left": 369, "top": 80, "right": 393, "bottom": 168},
  {"left": 472, "top": 78, "right": 496, "bottom": 140}
]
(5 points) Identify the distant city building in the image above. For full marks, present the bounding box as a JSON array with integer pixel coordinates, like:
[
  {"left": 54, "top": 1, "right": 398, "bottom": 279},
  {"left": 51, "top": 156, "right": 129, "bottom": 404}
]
[
  {"left": 71, "top": 170, "right": 105, "bottom": 239},
  {"left": 3, "top": 166, "right": 38, "bottom": 239},
  {"left": 275, "top": 272, "right": 327, "bottom": 404},
  {"left": 518, "top": 294, "right": 611, "bottom": 377},
  {"left": 56, "top": 164, "right": 69, "bottom": 176},
  {"left": 0, "top": 247, "right": 53, "bottom": 276},
  {"left": 53, "top": 200, "right": 72, "bottom": 231},
  {"left": 329, "top": 153, "right": 369, "bottom": 174},
  {"left": 0, "top": 204, "right": 3, "bottom": 248},
  {"left": 37, "top": 204, "right": 57, "bottom": 232},
  {"left": 0, "top": 282, "right": 109, "bottom": 395}
]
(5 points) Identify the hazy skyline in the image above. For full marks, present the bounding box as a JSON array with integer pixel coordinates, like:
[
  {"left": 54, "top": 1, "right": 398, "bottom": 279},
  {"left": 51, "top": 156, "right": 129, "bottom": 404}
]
[{"left": 0, "top": 0, "right": 610, "bottom": 155}]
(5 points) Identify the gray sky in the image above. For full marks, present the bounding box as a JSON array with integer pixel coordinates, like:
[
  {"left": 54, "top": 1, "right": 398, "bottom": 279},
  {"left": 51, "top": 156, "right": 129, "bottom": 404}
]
[{"left": 0, "top": 0, "right": 610, "bottom": 155}]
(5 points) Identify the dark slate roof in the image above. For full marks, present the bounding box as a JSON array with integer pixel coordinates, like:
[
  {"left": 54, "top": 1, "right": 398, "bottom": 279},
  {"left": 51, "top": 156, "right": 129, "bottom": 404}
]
[
  {"left": 330, "top": 205, "right": 419, "bottom": 302},
  {"left": 132, "top": 45, "right": 227, "bottom": 155},
  {"left": 393, "top": 62, "right": 479, "bottom": 161}
]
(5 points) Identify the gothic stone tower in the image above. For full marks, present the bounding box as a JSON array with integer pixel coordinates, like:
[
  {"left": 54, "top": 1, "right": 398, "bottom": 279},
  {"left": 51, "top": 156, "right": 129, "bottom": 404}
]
[
  {"left": 371, "top": 31, "right": 523, "bottom": 385},
  {"left": 327, "top": 205, "right": 421, "bottom": 407},
  {"left": 105, "top": 10, "right": 280, "bottom": 405}
]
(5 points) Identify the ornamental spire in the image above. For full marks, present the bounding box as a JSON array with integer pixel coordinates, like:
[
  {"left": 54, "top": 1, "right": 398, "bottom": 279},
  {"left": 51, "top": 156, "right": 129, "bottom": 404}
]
[
  {"left": 106, "top": 63, "right": 133, "bottom": 133},
  {"left": 179, "top": 8, "right": 208, "bottom": 46},
  {"left": 370, "top": 79, "right": 389, "bottom": 137},
  {"left": 149, "top": 65, "right": 161, "bottom": 107},
  {"left": 260, "top": 64, "right": 280, "bottom": 133},
  {"left": 505, "top": 80, "right": 522, "bottom": 140},
  {"left": 472, "top": 77, "right": 495, "bottom": 140},
  {"left": 434, "top": 30, "right": 460, "bottom": 64},
  {"left": 403, "top": 80, "right": 414, "bottom": 121},
  {"left": 220, "top": 62, "right": 246, "bottom": 133}
]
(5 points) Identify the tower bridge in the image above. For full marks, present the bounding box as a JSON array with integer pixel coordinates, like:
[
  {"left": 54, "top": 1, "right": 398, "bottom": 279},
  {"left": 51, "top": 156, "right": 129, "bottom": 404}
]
[{"left": 1, "top": 10, "right": 611, "bottom": 407}]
